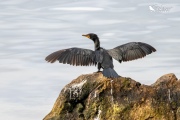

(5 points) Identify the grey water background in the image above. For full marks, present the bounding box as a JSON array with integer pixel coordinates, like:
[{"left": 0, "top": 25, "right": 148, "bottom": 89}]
[{"left": 0, "top": 0, "right": 180, "bottom": 119}]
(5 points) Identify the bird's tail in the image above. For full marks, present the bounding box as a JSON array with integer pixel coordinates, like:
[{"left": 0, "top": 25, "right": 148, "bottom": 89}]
[{"left": 102, "top": 68, "right": 119, "bottom": 78}]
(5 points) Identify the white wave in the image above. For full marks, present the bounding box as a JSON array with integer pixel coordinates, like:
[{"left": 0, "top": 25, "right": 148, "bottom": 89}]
[
  {"left": 88, "top": 20, "right": 125, "bottom": 25},
  {"left": 50, "top": 7, "right": 104, "bottom": 11}
]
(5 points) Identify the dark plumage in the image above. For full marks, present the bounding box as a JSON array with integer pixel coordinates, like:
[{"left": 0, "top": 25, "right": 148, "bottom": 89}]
[{"left": 45, "top": 33, "right": 156, "bottom": 78}]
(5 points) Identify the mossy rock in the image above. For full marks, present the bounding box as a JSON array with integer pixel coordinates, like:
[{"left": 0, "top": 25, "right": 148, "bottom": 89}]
[{"left": 44, "top": 73, "right": 180, "bottom": 120}]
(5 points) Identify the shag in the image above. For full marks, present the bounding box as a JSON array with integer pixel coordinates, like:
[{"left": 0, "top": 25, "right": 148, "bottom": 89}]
[{"left": 45, "top": 33, "right": 156, "bottom": 78}]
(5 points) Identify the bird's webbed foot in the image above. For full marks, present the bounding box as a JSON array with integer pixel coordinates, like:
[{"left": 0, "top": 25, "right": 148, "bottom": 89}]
[{"left": 97, "top": 63, "right": 102, "bottom": 73}]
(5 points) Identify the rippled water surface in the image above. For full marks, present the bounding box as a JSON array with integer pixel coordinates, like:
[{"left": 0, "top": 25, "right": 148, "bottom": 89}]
[{"left": 0, "top": 0, "right": 180, "bottom": 119}]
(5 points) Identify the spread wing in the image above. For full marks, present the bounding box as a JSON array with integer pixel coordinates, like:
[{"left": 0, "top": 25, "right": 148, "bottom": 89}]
[
  {"left": 107, "top": 42, "right": 156, "bottom": 63},
  {"left": 45, "top": 47, "right": 96, "bottom": 66}
]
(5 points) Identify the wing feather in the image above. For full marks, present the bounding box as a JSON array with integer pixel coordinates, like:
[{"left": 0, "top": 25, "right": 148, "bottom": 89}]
[
  {"left": 107, "top": 42, "right": 156, "bottom": 62},
  {"left": 45, "top": 47, "right": 96, "bottom": 66},
  {"left": 76, "top": 54, "right": 80, "bottom": 66}
]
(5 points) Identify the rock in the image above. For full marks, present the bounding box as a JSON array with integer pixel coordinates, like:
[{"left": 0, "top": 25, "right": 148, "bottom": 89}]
[
  {"left": 152, "top": 73, "right": 178, "bottom": 88},
  {"left": 43, "top": 73, "right": 180, "bottom": 120}
]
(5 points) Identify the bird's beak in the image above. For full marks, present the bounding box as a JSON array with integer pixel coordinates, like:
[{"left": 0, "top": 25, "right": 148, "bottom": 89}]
[{"left": 82, "top": 34, "right": 90, "bottom": 39}]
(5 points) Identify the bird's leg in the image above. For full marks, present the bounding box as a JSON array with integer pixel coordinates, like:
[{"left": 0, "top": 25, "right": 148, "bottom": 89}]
[{"left": 97, "top": 63, "right": 102, "bottom": 72}]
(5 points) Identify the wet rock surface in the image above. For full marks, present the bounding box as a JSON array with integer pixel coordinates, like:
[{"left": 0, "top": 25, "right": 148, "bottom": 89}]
[{"left": 43, "top": 73, "right": 180, "bottom": 120}]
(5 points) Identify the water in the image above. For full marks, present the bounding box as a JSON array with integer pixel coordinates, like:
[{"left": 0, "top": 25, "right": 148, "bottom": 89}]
[{"left": 0, "top": 0, "right": 180, "bottom": 120}]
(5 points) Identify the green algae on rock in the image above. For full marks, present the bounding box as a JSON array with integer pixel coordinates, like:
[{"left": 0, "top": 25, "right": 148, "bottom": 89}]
[{"left": 43, "top": 73, "right": 180, "bottom": 120}]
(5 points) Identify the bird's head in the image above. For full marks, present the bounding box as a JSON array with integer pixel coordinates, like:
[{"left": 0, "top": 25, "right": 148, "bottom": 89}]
[{"left": 82, "top": 33, "right": 99, "bottom": 41}]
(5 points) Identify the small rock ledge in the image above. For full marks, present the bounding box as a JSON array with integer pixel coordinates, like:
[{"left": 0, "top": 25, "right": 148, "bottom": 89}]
[{"left": 43, "top": 73, "right": 180, "bottom": 120}]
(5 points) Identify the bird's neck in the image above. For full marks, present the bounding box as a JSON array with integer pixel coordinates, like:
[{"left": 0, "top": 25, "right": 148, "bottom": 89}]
[{"left": 94, "top": 38, "right": 100, "bottom": 50}]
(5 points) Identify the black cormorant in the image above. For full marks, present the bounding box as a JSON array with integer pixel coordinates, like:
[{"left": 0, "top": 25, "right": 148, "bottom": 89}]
[{"left": 45, "top": 33, "right": 156, "bottom": 78}]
